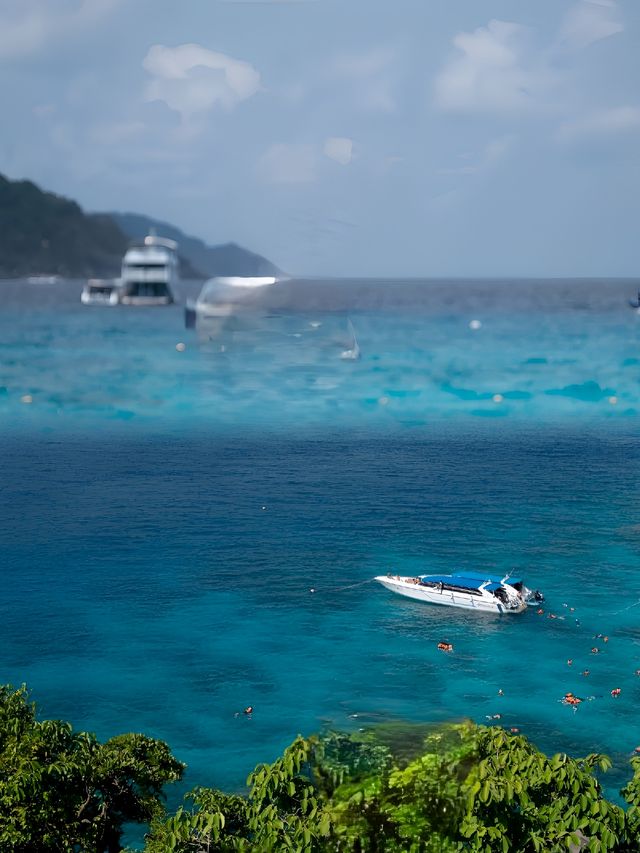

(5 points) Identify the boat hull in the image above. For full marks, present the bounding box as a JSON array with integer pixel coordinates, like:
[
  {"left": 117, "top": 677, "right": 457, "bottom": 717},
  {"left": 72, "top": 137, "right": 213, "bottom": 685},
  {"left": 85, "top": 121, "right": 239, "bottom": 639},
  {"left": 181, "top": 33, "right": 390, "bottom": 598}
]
[
  {"left": 375, "top": 576, "right": 526, "bottom": 614},
  {"left": 119, "top": 294, "right": 173, "bottom": 306},
  {"left": 81, "top": 292, "right": 119, "bottom": 306}
]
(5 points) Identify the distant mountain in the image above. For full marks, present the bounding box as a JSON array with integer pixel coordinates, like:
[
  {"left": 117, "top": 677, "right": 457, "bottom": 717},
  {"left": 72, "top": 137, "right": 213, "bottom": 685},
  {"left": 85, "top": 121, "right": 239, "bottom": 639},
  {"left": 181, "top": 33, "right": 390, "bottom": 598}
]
[
  {"left": 0, "top": 172, "right": 280, "bottom": 279},
  {"left": 0, "top": 173, "right": 126, "bottom": 278},
  {"left": 111, "top": 212, "right": 281, "bottom": 279}
]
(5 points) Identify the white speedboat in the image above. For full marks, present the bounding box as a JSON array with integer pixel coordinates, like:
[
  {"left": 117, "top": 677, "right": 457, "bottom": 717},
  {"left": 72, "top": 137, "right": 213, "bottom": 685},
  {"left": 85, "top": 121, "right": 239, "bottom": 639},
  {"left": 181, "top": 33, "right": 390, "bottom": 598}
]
[
  {"left": 80, "top": 278, "right": 120, "bottom": 306},
  {"left": 375, "top": 571, "right": 542, "bottom": 614},
  {"left": 119, "top": 233, "right": 177, "bottom": 306}
]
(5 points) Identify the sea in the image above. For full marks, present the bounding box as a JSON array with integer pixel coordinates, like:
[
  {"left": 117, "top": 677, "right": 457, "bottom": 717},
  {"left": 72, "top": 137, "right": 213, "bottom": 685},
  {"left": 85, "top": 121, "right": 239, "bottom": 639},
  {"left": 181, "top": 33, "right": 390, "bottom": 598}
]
[{"left": 1, "top": 276, "right": 640, "bottom": 830}]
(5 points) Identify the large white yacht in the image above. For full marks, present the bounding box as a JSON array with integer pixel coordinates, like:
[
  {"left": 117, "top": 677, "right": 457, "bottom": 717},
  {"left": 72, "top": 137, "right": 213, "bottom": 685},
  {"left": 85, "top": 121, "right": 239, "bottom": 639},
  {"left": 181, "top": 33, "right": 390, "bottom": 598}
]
[{"left": 119, "top": 233, "right": 178, "bottom": 305}]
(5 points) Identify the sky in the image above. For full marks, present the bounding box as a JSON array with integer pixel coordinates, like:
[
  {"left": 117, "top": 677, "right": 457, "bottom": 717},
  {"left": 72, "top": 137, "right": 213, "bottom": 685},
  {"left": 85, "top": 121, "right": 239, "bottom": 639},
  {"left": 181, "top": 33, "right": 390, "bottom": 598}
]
[{"left": 1, "top": 0, "right": 639, "bottom": 277}]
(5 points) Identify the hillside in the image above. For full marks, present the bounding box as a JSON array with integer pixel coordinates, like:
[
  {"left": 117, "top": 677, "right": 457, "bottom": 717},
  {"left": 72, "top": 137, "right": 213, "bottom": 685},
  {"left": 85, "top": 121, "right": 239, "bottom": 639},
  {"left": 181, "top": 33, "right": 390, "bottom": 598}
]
[
  {"left": 0, "top": 174, "right": 127, "bottom": 278},
  {"left": 0, "top": 173, "right": 279, "bottom": 279},
  {"left": 111, "top": 212, "right": 281, "bottom": 278}
]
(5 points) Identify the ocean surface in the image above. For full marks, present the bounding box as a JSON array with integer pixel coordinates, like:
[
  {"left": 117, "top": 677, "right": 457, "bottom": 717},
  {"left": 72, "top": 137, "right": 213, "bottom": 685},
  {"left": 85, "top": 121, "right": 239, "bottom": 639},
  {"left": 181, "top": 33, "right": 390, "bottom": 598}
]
[{"left": 2, "top": 276, "right": 640, "bottom": 829}]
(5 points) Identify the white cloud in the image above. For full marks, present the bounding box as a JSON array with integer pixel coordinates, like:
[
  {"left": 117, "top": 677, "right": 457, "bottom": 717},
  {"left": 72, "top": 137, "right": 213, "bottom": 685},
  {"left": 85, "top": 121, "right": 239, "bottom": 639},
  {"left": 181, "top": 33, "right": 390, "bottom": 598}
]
[
  {"left": 258, "top": 143, "right": 317, "bottom": 183},
  {"left": 0, "top": 0, "right": 123, "bottom": 59},
  {"left": 143, "top": 44, "right": 261, "bottom": 118},
  {"left": 558, "top": 106, "right": 640, "bottom": 141},
  {"left": 434, "top": 20, "right": 553, "bottom": 113},
  {"left": 0, "top": 7, "right": 46, "bottom": 59},
  {"left": 324, "top": 137, "right": 353, "bottom": 165},
  {"left": 559, "top": 0, "right": 623, "bottom": 49}
]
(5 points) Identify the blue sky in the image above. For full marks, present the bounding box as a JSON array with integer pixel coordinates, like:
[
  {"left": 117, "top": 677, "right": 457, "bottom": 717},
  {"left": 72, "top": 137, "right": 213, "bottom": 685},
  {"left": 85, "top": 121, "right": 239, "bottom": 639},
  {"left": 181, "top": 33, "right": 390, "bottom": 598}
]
[{"left": 1, "top": 0, "right": 639, "bottom": 276}]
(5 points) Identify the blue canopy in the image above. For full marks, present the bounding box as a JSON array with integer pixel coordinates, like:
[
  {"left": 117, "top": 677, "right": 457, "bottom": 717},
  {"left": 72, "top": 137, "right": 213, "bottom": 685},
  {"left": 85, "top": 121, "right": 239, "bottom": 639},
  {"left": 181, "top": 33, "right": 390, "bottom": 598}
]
[
  {"left": 419, "top": 574, "right": 491, "bottom": 591},
  {"left": 419, "top": 572, "right": 521, "bottom": 591},
  {"left": 456, "top": 571, "right": 523, "bottom": 586}
]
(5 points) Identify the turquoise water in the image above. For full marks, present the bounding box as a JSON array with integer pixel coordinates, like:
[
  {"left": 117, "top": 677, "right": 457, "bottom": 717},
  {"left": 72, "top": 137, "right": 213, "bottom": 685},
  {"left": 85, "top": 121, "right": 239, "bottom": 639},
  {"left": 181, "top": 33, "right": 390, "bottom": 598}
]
[{"left": 1, "top": 277, "right": 640, "bottom": 818}]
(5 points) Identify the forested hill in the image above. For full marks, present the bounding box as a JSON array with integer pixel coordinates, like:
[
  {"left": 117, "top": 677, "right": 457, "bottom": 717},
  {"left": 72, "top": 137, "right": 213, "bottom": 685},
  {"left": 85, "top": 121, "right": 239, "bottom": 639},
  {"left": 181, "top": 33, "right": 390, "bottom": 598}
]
[
  {"left": 0, "top": 174, "right": 127, "bottom": 278},
  {"left": 0, "top": 173, "right": 279, "bottom": 279},
  {"left": 111, "top": 212, "right": 281, "bottom": 278}
]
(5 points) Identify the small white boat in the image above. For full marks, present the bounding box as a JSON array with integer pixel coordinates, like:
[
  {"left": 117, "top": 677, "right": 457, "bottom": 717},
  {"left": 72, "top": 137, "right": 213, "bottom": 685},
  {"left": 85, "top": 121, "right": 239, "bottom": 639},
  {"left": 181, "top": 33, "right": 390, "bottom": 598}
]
[
  {"left": 212, "top": 276, "right": 278, "bottom": 289},
  {"left": 185, "top": 276, "right": 280, "bottom": 328},
  {"left": 375, "top": 571, "right": 542, "bottom": 615},
  {"left": 80, "top": 278, "right": 120, "bottom": 306},
  {"left": 340, "top": 319, "right": 360, "bottom": 360},
  {"left": 27, "top": 275, "right": 60, "bottom": 284}
]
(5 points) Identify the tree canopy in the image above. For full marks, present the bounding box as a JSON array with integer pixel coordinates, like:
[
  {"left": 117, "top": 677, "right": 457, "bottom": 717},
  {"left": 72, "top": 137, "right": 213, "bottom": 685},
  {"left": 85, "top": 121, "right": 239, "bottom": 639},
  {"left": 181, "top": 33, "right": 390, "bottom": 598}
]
[
  {"left": 2, "top": 683, "right": 640, "bottom": 851},
  {"left": 0, "top": 685, "right": 184, "bottom": 852},
  {"left": 145, "top": 722, "right": 640, "bottom": 852}
]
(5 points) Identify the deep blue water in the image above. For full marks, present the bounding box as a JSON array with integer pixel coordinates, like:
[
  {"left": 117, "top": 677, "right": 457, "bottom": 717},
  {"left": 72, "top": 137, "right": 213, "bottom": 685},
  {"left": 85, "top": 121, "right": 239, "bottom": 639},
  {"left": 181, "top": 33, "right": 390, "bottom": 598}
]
[{"left": 1, "top": 276, "right": 640, "bottom": 826}]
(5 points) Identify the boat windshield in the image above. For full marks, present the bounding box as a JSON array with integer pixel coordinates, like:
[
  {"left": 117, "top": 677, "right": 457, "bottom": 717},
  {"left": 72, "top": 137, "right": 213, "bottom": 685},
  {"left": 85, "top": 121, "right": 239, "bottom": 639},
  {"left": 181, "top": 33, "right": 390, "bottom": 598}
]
[{"left": 420, "top": 579, "right": 483, "bottom": 596}]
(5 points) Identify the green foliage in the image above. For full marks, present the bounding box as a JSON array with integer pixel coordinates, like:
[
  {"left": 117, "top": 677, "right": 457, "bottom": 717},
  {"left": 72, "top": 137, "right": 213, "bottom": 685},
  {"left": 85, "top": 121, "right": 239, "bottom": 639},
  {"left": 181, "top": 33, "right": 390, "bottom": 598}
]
[
  {"left": 147, "top": 723, "right": 640, "bottom": 853},
  {"left": 325, "top": 726, "right": 471, "bottom": 852},
  {"left": 0, "top": 171, "right": 278, "bottom": 279},
  {"left": 5, "top": 680, "right": 640, "bottom": 852},
  {"left": 460, "top": 726, "right": 629, "bottom": 852},
  {"left": 146, "top": 736, "right": 330, "bottom": 851},
  {"left": 312, "top": 730, "right": 393, "bottom": 796},
  {"left": 0, "top": 684, "right": 184, "bottom": 852},
  {"left": 0, "top": 173, "right": 128, "bottom": 277}
]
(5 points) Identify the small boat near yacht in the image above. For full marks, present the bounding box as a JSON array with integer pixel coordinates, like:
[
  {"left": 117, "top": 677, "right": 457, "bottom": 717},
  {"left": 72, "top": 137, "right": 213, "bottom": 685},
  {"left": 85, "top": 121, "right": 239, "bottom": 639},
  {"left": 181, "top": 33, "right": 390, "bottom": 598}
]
[
  {"left": 80, "top": 278, "right": 120, "bottom": 306},
  {"left": 119, "top": 233, "right": 177, "bottom": 306},
  {"left": 340, "top": 319, "right": 360, "bottom": 360},
  {"left": 185, "top": 276, "right": 279, "bottom": 328},
  {"left": 212, "top": 276, "right": 278, "bottom": 289},
  {"left": 375, "top": 571, "right": 542, "bottom": 615}
]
